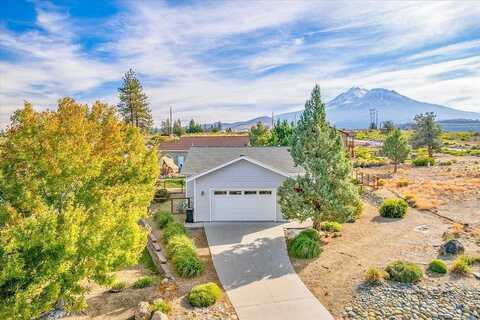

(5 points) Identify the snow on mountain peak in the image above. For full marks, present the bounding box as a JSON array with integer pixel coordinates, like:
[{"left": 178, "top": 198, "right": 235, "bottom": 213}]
[{"left": 327, "top": 87, "right": 369, "bottom": 108}]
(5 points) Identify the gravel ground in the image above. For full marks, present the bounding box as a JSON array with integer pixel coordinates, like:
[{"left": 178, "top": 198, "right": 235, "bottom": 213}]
[{"left": 343, "top": 282, "right": 480, "bottom": 320}]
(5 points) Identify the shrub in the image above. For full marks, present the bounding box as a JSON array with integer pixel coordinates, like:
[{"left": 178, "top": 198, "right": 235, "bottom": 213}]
[
  {"left": 155, "top": 188, "right": 170, "bottom": 203},
  {"left": 155, "top": 211, "right": 174, "bottom": 229},
  {"left": 151, "top": 298, "right": 172, "bottom": 314},
  {"left": 364, "top": 267, "right": 388, "bottom": 284},
  {"left": 396, "top": 179, "right": 409, "bottom": 187},
  {"left": 188, "top": 282, "right": 222, "bottom": 308},
  {"left": 110, "top": 281, "right": 126, "bottom": 292},
  {"left": 428, "top": 259, "right": 448, "bottom": 274},
  {"left": 299, "top": 228, "right": 320, "bottom": 241},
  {"left": 385, "top": 261, "right": 423, "bottom": 283},
  {"left": 319, "top": 221, "right": 342, "bottom": 233},
  {"left": 166, "top": 234, "right": 196, "bottom": 258},
  {"left": 172, "top": 250, "right": 203, "bottom": 278},
  {"left": 162, "top": 222, "right": 186, "bottom": 243},
  {"left": 451, "top": 255, "right": 476, "bottom": 274},
  {"left": 288, "top": 235, "right": 321, "bottom": 259},
  {"left": 133, "top": 276, "right": 155, "bottom": 289},
  {"left": 412, "top": 156, "right": 435, "bottom": 166},
  {"left": 379, "top": 199, "right": 408, "bottom": 218}
]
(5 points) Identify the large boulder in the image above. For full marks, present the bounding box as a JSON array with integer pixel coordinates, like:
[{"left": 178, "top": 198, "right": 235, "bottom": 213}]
[
  {"left": 440, "top": 239, "right": 465, "bottom": 255},
  {"left": 134, "top": 302, "right": 152, "bottom": 320},
  {"left": 151, "top": 311, "right": 169, "bottom": 320}
]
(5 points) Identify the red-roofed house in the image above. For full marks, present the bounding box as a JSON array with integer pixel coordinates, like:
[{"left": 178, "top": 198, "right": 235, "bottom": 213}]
[{"left": 159, "top": 135, "right": 250, "bottom": 169}]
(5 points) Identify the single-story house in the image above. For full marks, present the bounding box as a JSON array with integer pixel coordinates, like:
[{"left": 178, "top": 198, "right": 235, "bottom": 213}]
[
  {"left": 182, "top": 147, "right": 303, "bottom": 222},
  {"left": 159, "top": 135, "right": 249, "bottom": 169}
]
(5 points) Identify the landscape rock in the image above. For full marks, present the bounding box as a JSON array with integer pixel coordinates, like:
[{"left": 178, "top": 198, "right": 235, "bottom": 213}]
[
  {"left": 134, "top": 301, "right": 152, "bottom": 320},
  {"left": 343, "top": 282, "right": 480, "bottom": 320},
  {"left": 151, "top": 311, "right": 168, "bottom": 320},
  {"left": 440, "top": 239, "right": 465, "bottom": 255}
]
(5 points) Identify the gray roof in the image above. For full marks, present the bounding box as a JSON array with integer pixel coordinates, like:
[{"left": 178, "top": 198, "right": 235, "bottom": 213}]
[{"left": 181, "top": 147, "right": 303, "bottom": 177}]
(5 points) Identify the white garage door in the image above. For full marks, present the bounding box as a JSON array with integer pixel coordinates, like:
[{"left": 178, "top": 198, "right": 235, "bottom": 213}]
[{"left": 211, "top": 189, "right": 276, "bottom": 221}]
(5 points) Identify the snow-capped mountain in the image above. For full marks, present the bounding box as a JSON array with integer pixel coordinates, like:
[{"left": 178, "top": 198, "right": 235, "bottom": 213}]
[{"left": 221, "top": 87, "right": 480, "bottom": 130}]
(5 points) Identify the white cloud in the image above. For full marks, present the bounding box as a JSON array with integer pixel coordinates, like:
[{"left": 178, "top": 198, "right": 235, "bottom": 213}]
[{"left": 1, "top": 0, "right": 480, "bottom": 128}]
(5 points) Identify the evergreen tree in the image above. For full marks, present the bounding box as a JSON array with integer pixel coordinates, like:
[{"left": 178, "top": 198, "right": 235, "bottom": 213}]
[
  {"left": 160, "top": 118, "right": 171, "bottom": 135},
  {"left": 382, "top": 120, "right": 395, "bottom": 132},
  {"left": 248, "top": 122, "right": 272, "bottom": 146},
  {"left": 172, "top": 119, "right": 184, "bottom": 136},
  {"left": 382, "top": 128, "right": 410, "bottom": 173},
  {"left": 278, "top": 85, "right": 361, "bottom": 229},
  {"left": 410, "top": 112, "right": 442, "bottom": 157},
  {"left": 186, "top": 119, "right": 203, "bottom": 133},
  {"left": 271, "top": 120, "right": 293, "bottom": 146},
  {"left": 0, "top": 99, "right": 158, "bottom": 319},
  {"left": 117, "top": 69, "right": 153, "bottom": 131}
]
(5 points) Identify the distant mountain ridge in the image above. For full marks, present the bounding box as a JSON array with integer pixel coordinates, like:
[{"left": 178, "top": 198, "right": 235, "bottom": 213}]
[{"left": 221, "top": 87, "right": 480, "bottom": 131}]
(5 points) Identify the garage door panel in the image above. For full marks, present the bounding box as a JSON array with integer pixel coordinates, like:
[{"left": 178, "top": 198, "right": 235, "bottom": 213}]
[{"left": 212, "top": 189, "right": 275, "bottom": 221}]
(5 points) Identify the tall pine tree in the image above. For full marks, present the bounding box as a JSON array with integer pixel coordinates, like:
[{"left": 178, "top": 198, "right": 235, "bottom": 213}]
[
  {"left": 278, "top": 85, "right": 361, "bottom": 228},
  {"left": 117, "top": 69, "right": 153, "bottom": 131}
]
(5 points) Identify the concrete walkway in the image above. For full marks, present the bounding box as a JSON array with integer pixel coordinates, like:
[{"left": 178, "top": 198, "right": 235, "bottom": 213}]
[{"left": 204, "top": 223, "right": 334, "bottom": 320}]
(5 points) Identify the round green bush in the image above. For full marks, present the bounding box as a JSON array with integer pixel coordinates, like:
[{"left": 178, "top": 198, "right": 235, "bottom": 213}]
[
  {"left": 385, "top": 261, "right": 423, "bottom": 283},
  {"left": 162, "top": 222, "right": 186, "bottom": 243},
  {"left": 172, "top": 250, "right": 203, "bottom": 278},
  {"left": 188, "top": 282, "right": 222, "bottom": 307},
  {"left": 412, "top": 156, "right": 435, "bottom": 167},
  {"left": 299, "top": 228, "right": 320, "bottom": 241},
  {"left": 379, "top": 199, "right": 408, "bottom": 218},
  {"left": 288, "top": 235, "right": 321, "bottom": 259},
  {"left": 428, "top": 259, "right": 448, "bottom": 274},
  {"left": 166, "top": 234, "right": 196, "bottom": 258},
  {"left": 155, "top": 211, "right": 174, "bottom": 229},
  {"left": 319, "top": 221, "right": 342, "bottom": 233}
]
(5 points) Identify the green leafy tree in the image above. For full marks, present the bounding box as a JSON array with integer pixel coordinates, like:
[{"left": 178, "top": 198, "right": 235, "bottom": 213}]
[
  {"left": 382, "top": 120, "right": 395, "bottom": 132},
  {"left": 248, "top": 122, "right": 272, "bottom": 146},
  {"left": 271, "top": 120, "right": 293, "bottom": 146},
  {"left": 160, "top": 118, "right": 172, "bottom": 135},
  {"left": 410, "top": 112, "right": 442, "bottom": 157},
  {"left": 382, "top": 128, "right": 410, "bottom": 173},
  {"left": 0, "top": 99, "right": 159, "bottom": 319},
  {"left": 172, "top": 119, "right": 185, "bottom": 136},
  {"left": 186, "top": 119, "right": 203, "bottom": 133},
  {"left": 278, "top": 85, "right": 361, "bottom": 229},
  {"left": 117, "top": 68, "right": 153, "bottom": 131}
]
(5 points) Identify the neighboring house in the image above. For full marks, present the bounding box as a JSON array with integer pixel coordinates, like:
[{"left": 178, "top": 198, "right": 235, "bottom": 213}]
[
  {"left": 182, "top": 147, "right": 303, "bottom": 222},
  {"left": 159, "top": 135, "right": 249, "bottom": 169}
]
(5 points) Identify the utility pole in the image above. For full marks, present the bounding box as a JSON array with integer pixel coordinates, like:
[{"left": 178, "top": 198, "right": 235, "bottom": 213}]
[
  {"left": 271, "top": 112, "right": 274, "bottom": 128},
  {"left": 169, "top": 106, "right": 173, "bottom": 136}
]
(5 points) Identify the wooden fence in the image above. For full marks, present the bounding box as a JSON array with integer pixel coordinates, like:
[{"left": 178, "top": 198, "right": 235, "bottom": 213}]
[
  {"left": 353, "top": 170, "right": 380, "bottom": 189},
  {"left": 153, "top": 196, "right": 191, "bottom": 214}
]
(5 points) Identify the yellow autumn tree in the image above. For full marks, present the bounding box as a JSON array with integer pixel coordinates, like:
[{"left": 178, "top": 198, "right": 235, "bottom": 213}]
[{"left": 0, "top": 98, "right": 159, "bottom": 319}]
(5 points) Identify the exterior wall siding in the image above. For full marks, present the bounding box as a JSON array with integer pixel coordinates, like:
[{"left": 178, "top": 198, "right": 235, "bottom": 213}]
[{"left": 192, "top": 159, "right": 288, "bottom": 222}]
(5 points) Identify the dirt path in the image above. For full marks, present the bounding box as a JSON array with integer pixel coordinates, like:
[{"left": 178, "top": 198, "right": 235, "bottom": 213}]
[{"left": 292, "top": 202, "right": 457, "bottom": 318}]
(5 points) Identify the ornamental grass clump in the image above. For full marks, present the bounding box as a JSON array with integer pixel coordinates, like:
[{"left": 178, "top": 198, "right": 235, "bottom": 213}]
[
  {"left": 364, "top": 267, "right": 388, "bottom": 285},
  {"left": 172, "top": 250, "right": 203, "bottom": 278},
  {"left": 151, "top": 298, "right": 172, "bottom": 314},
  {"left": 162, "top": 221, "right": 186, "bottom": 243},
  {"left": 133, "top": 276, "right": 155, "bottom": 289},
  {"left": 166, "top": 234, "right": 196, "bottom": 258},
  {"left": 299, "top": 228, "right": 320, "bottom": 241},
  {"left": 385, "top": 261, "right": 423, "bottom": 283},
  {"left": 451, "top": 255, "right": 476, "bottom": 274},
  {"left": 155, "top": 211, "right": 174, "bottom": 229},
  {"left": 379, "top": 199, "right": 408, "bottom": 218},
  {"left": 428, "top": 259, "right": 448, "bottom": 274},
  {"left": 188, "top": 282, "right": 223, "bottom": 307},
  {"left": 288, "top": 234, "right": 321, "bottom": 259}
]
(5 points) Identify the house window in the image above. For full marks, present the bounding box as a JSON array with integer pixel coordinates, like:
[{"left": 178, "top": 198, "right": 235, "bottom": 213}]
[
  {"left": 244, "top": 191, "right": 257, "bottom": 195},
  {"left": 229, "top": 191, "right": 242, "bottom": 195},
  {"left": 214, "top": 191, "right": 227, "bottom": 195},
  {"left": 259, "top": 190, "right": 272, "bottom": 195}
]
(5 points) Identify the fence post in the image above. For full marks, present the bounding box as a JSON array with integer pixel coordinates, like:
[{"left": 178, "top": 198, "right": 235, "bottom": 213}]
[{"left": 170, "top": 199, "right": 174, "bottom": 214}]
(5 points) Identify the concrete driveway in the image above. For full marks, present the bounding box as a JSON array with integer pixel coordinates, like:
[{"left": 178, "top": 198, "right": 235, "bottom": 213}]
[{"left": 204, "top": 223, "right": 334, "bottom": 320}]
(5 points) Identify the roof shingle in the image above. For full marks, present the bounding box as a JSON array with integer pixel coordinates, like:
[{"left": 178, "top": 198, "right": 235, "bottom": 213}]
[
  {"left": 159, "top": 135, "right": 249, "bottom": 151},
  {"left": 181, "top": 147, "right": 303, "bottom": 177}
]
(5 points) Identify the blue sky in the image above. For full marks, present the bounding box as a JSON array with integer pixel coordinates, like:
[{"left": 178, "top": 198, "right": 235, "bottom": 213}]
[{"left": 1, "top": 1, "right": 480, "bottom": 127}]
